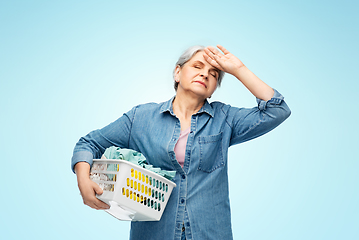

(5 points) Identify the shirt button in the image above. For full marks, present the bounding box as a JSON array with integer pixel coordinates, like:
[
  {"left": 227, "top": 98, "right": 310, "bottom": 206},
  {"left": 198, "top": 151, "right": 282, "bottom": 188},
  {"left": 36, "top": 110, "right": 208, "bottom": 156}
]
[
  {"left": 182, "top": 175, "right": 186, "bottom": 179},
  {"left": 181, "top": 199, "right": 185, "bottom": 204}
]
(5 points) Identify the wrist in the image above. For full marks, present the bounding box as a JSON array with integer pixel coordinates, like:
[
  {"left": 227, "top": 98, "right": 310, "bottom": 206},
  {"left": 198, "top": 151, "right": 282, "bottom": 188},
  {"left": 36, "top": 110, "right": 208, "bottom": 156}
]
[
  {"left": 233, "top": 65, "right": 249, "bottom": 81},
  {"left": 75, "top": 162, "right": 91, "bottom": 181}
]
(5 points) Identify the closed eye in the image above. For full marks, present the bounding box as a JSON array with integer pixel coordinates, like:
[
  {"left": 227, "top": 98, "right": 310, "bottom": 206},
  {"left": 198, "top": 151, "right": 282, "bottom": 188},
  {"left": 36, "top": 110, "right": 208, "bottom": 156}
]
[
  {"left": 192, "top": 61, "right": 204, "bottom": 69},
  {"left": 210, "top": 71, "right": 218, "bottom": 78}
]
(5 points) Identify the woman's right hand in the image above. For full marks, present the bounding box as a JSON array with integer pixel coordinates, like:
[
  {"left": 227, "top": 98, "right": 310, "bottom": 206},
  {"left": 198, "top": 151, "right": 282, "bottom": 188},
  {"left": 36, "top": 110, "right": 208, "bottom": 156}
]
[{"left": 75, "top": 162, "right": 110, "bottom": 210}]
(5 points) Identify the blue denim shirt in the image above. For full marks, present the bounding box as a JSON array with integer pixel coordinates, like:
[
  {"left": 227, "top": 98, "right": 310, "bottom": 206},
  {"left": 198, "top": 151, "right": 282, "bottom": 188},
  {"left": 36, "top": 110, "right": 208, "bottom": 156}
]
[{"left": 72, "top": 89, "right": 291, "bottom": 240}]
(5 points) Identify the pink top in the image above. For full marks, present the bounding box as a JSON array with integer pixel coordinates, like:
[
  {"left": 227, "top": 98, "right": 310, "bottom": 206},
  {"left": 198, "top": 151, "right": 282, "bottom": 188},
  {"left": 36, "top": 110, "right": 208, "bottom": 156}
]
[{"left": 174, "top": 127, "right": 190, "bottom": 168}]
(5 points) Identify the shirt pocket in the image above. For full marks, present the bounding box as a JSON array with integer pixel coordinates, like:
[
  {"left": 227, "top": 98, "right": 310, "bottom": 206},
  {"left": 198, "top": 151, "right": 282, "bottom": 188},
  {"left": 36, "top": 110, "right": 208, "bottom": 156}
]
[{"left": 198, "top": 132, "right": 224, "bottom": 173}]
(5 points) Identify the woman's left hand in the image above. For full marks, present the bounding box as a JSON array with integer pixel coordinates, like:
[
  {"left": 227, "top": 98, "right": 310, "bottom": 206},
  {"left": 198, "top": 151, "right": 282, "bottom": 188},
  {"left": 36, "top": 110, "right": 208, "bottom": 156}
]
[{"left": 203, "top": 45, "right": 244, "bottom": 76}]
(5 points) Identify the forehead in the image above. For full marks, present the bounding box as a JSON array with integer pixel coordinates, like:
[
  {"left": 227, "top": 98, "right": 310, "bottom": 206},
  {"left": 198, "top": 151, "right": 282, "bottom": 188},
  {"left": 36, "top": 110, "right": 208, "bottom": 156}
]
[
  {"left": 186, "top": 51, "right": 218, "bottom": 70},
  {"left": 188, "top": 51, "right": 206, "bottom": 63}
]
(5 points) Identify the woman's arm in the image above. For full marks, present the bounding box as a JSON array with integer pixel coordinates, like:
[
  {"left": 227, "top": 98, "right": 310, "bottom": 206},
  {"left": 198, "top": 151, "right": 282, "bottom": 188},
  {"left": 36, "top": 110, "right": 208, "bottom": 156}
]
[
  {"left": 75, "top": 162, "right": 110, "bottom": 210},
  {"left": 227, "top": 89, "right": 291, "bottom": 146},
  {"left": 203, "top": 45, "right": 274, "bottom": 101},
  {"left": 204, "top": 45, "right": 290, "bottom": 146},
  {"left": 71, "top": 107, "right": 136, "bottom": 209},
  {"left": 71, "top": 106, "right": 135, "bottom": 173}
]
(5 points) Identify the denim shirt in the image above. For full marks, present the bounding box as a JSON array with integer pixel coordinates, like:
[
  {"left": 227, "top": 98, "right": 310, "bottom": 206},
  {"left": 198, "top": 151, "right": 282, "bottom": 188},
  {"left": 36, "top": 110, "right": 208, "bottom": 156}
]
[{"left": 71, "top": 89, "right": 291, "bottom": 240}]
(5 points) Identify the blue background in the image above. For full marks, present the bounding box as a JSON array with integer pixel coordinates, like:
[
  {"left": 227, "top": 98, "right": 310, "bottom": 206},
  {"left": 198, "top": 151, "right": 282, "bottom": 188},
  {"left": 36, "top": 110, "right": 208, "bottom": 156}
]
[{"left": 1, "top": 0, "right": 358, "bottom": 239}]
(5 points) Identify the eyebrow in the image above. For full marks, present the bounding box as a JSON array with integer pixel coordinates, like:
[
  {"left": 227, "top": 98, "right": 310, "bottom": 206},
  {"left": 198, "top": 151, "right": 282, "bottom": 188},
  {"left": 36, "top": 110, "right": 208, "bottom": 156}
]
[
  {"left": 192, "top": 60, "right": 204, "bottom": 66},
  {"left": 192, "top": 60, "right": 219, "bottom": 72}
]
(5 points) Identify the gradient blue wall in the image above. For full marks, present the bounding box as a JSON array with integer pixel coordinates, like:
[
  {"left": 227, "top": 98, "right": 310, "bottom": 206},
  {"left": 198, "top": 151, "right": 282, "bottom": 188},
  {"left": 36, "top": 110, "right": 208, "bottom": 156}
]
[{"left": 1, "top": 0, "right": 358, "bottom": 239}]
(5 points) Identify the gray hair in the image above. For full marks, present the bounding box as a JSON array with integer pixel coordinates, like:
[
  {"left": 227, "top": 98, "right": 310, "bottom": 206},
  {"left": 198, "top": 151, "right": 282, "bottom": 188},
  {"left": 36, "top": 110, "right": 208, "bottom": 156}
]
[{"left": 173, "top": 45, "right": 224, "bottom": 91}]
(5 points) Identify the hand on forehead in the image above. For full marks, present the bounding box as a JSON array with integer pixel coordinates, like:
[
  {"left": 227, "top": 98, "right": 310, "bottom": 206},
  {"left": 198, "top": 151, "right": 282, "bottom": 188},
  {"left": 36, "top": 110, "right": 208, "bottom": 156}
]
[{"left": 202, "top": 46, "right": 224, "bottom": 71}]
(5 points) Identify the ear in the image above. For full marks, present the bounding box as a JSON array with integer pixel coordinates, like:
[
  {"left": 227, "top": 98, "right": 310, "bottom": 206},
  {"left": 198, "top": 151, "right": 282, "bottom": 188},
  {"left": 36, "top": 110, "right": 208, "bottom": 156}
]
[{"left": 174, "top": 65, "right": 181, "bottom": 82}]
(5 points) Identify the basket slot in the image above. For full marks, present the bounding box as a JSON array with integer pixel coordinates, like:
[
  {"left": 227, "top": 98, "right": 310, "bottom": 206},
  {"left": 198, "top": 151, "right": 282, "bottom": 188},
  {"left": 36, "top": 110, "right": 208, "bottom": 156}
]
[
  {"left": 92, "top": 163, "right": 119, "bottom": 172},
  {"left": 97, "top": 182, "right": 115, "bottom": 192},
  {"left": 125, "top": 170, "right": 170, "bottom": 207},
  {"left": 122, "top": 187, "right": 162, "bottom": 212},
  {"left": 90, "top": 173, "right": 117, "bottom": 182}
]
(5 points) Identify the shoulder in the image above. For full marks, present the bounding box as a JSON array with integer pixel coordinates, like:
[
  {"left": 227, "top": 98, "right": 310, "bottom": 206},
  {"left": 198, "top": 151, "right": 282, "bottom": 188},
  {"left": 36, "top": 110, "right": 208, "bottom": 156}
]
[
  {"left": 132, "top": 99, "right": 169, "bottom": 112},
  {"left": 208, "top": 100, "right": 234, "bottom": 115},
  {"left": 134, "top": 102, "right": 161, "bottom": 110},
  {"left": 207, "top": 100, "right": 252, "bottom": 128},
  {"left": 125, "top": 99, "right": 172, "bottom": 119}
]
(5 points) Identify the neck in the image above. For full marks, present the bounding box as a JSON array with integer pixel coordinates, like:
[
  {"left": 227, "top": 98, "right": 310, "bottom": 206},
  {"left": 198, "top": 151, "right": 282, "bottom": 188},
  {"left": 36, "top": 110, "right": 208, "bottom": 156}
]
[{"left": 172, "top": 90, "right": 205, "bottom": 120}]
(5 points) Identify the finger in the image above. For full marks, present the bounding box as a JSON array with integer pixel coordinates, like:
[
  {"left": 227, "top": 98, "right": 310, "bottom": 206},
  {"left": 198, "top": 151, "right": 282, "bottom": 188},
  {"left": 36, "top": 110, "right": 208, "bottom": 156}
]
[
  {"left": 92, "top": 186, "right": 109, "bottom": 209},
  {"left": 217, "top": 45, "right": 230, "bottom": 55},
  {"left": 92, "top": 184, "right": 110, "bottom": 209},
  {"left": 204, "top": 48, "right": 216, "bottom": 61},
  {"left": 204, "top": 48, "right": 223, "bottom": 64},
  {"left": 84, "top": 196, "right": 110, "bottom": 210},
  {"left": 203, "top": 52, "right": 223, "bottom": 71},
  {"left": 93, "top": 183, "right": 104, "bottom": 195},
  {"left": 83, "top": 197, "right": 99, "bottom": 210},
  {"left": 204, "top": 48, "right": 225, "bottom": 68},
  {"left": 87, "top": 200, "right": 102, "bottom": 210},
  {"left": 206, "top": 46, "right": 223, "bottom": 57},
  {"left": 203, "top": 51, "right": 211, "bottom": 61},
  {"left": 93, "top": 199, "right": 110, "bottom": 210}
]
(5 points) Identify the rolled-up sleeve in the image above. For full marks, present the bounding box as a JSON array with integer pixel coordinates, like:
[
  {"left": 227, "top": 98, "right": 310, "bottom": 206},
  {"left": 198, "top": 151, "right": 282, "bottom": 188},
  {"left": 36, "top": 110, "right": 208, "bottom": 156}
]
[
  {"left": 229, "top": 89, "right": 291, "bottom": 146},
  {"left": 71, "top": 106, "right": 136, "bottom": 173}
]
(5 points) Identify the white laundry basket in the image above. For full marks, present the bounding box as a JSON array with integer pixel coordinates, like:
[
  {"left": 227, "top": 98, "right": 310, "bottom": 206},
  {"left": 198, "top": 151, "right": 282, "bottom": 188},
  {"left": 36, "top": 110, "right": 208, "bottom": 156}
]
[{"left": 90, "top": 159, "right": 176, "bottom": 221}]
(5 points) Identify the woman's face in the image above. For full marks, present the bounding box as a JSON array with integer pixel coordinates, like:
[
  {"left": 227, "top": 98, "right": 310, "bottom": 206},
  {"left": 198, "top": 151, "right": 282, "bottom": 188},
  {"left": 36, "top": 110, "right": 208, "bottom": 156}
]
[{"left": 175, "top": 51, "right": 219, "bottom": 99}]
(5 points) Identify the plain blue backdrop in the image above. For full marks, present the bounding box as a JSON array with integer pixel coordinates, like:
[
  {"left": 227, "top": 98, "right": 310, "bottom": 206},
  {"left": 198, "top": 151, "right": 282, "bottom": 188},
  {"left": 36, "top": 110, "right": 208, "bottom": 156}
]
[{"left": 1, "top": 0, "right": 358, "bottom": 239}]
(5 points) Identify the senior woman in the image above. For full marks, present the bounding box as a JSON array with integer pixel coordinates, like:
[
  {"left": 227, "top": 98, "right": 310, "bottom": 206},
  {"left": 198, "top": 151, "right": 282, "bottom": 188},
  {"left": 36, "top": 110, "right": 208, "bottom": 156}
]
[{"left": 72, "top": 44, "right": 291, "bottom": 240}]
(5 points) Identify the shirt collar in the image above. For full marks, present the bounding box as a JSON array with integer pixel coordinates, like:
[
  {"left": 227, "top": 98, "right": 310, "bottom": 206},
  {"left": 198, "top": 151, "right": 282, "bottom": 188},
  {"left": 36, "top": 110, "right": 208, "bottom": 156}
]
[{"left": 160, "top": 96, "right": 214, "bottom": 118}]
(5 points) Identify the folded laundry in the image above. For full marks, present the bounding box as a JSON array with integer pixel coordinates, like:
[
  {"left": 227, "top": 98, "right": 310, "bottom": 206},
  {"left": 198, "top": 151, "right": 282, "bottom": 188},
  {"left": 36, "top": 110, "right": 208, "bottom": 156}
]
[{"left": 102, "top": 146, "right": 176, "bottom": 181}]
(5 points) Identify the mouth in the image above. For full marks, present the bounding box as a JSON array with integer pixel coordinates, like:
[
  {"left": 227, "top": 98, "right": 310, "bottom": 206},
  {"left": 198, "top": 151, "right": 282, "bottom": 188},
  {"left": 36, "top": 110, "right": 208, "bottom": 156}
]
[{"left": 193, "top": 81, "right": 207, "bottom": 88}]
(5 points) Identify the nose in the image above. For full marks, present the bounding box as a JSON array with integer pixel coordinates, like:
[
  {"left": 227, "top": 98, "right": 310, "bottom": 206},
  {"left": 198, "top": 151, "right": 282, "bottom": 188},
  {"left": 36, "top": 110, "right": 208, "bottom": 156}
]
[{"left": 199, "top": 70, "right": 208, "bottom": 79}]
